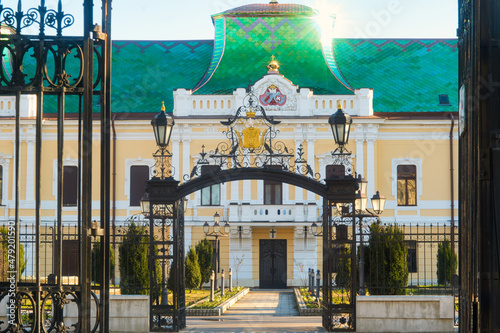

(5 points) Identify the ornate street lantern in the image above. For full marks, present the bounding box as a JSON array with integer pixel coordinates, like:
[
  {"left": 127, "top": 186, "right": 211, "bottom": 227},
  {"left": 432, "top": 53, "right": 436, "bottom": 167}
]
[
  {"left": 355, "top": 191, "right": 368, "bottom": 212},
  {"left": 151, "top": 101, "right": 175, "bottom": 147},
  {"left": 371, "top": 191, "right": 386, "bottom": 215},
  {"left": 328, "top": 105, "right": 352, "bottom": 147},
  {"left": 311, "top": 222, "right": 319, "bottom": 235},
  {"left": 140, "top": 193, "right": 150, "bottom": 217}
]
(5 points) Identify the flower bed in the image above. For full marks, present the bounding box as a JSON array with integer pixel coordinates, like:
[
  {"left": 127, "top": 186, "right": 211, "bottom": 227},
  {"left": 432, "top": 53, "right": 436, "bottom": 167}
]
[
  {"left": 294, "top": 287, "right": 322, "bottom": 316},
  {"left": 186, "top": 287, "right": 249, "bottom": 316}
]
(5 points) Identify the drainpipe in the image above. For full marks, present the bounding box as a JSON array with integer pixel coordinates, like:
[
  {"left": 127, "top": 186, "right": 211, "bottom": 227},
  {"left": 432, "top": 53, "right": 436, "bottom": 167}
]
[
  {"left": 111, "top": 114, "right": 117, "bottom": 285},
  {"left": 449, "top": 113, "right": 455, "bottom": 280}
]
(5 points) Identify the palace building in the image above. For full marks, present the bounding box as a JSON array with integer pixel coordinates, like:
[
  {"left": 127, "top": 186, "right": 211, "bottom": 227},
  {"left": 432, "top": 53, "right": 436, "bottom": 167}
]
[{"left": 0, "top": 1, "right": 458, "bottom": 288}]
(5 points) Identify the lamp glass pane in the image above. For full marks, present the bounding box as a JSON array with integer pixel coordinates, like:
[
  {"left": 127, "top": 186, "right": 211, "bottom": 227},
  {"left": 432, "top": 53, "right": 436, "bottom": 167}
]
[{"left": 336, "top": 123, "right": 345, "bottom": 145}]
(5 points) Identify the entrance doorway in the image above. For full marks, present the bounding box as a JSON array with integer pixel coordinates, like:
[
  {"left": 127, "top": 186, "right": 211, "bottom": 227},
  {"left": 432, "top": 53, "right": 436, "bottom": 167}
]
[{"left": 259, "top": 239, "right": 287, "bottom": 288}]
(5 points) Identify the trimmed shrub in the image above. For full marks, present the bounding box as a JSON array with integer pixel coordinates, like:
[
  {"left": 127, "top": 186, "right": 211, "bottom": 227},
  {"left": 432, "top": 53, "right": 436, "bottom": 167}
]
[
  {"left": 91, "top": 242, "right": 115, "bottom": 285},
  {"left": 365, "top": 222, "right": 408, "bottom": 295},
  {"left": 185, "top": 246, "right": 201, "bottom": 291},
  {"left": 119, "top": 222, "right": 161, "bottom": 295},
  {"left": 437, "top": 240, "right": 457, "bottom": 285},
  {"left": 334, "top": 244, "right": 351, "bottom": 290},
  {"left": 195, "top": 238, "right": 213, "bottom": 289}
]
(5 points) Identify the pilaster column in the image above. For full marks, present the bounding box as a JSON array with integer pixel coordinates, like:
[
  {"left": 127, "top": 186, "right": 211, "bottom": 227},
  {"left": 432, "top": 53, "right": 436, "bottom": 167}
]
[
  {"left": 25, "top": 127, "right": 35, "bottom": 203},
  {"left": 365, "top": 125, "right": 379, "bottom": 203},
  {"left": 306, "top": 138, "right": 316, "bottom": 201},
  {"left": 354, "top": 124, "right": 365, "bottom": 178},
  {"left": 172, "top": 138, "right": 180, "bottom": 180}
]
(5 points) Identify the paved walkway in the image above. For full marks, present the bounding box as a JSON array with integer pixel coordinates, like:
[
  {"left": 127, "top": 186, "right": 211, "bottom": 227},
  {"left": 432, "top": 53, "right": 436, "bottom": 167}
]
[{"left": 186, "top": 289, "right": 324, "bottom": 332}]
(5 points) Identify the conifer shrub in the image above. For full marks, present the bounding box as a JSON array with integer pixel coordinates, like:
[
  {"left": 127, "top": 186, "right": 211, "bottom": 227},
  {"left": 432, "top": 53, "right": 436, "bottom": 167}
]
[
  {"left": 334, "top": 244, "right": 352, "bottom": 290},
  {"left": 119, "top": 222, "right": 161, "bottom": 295},
  {"left": 365, "top": 222, "right": 408, "bottom": 295},
  {"left": 91, "top": 242, "right": 115, "bottom": 285},
  {"left": 437, "top": 240, "right": 457, "bottom": 285},
  {"left": 0, "top": 226, "right": 27, "bottom": 279},
  {"left": 195, "top": 238, "right": 213, "bottom": 289},
  {"left": 185, "top": 246, "right": 201, "bottom": 292}
]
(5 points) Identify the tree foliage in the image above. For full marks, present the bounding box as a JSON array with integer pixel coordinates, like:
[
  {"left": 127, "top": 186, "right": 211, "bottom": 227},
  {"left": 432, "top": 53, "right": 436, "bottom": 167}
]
[
  {"left": 437, "top": 240, "right": 457, "bottom": 285},
  {"left": 119, "top": 222, "right": 160, "bottom": 295},
  {"left": 1, "top": 226, "right": 27, "bottom": 280},
  {"left": 91, "top": 242, "right": 115, "bottom": 285},
  {"left": 365, "top": 222, "right": 408, "bottom": 295},
  {"left": 195, "top": 238, "right": 213, "bottom": 288},
  {"left": 185, "top": 246, "right": 201, "bottom": 291},
  {"left": 334, "top": 244, "right": 351, "bottom": 290}
]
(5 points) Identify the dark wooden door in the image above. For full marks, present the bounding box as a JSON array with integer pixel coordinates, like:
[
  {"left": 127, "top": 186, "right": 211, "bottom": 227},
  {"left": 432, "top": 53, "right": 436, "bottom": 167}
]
[{"left": 259, "top": 239, "right": 287, "bottom": 288}]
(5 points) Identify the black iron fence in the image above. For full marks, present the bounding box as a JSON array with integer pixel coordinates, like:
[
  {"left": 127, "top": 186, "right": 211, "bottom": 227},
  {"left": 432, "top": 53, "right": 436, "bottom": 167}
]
[
  {"left": 354, "top": 222, "right": 458, "bottom": 295},
  {"left": 0, "top": 218, "right": 164, "bottom": 297}
]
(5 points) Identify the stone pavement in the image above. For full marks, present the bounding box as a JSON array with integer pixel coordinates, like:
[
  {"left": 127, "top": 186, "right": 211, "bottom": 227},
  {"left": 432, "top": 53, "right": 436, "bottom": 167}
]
[{"left": 186, "top": 289, "right": 325, "bottom": 332}]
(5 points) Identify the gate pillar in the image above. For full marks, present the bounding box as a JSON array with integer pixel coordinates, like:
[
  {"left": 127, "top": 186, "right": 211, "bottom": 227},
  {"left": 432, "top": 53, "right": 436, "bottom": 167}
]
[
  {"left": 323, "top": 177, "right": 358, "bottom": 332},
  {"left": 145, "top": 178, "right": 186, "bottom": 332}
]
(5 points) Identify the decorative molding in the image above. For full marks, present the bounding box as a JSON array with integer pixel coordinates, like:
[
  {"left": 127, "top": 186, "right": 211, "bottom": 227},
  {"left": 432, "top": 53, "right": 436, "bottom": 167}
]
[
  {"left": 52, "top": 158, "right": 78, "bottom": 197},
  {"left": 253, "top": 75, "right": 298, "bottom": 112},
  {"left": 0, "top": 153, "right": 12, "bottom": 207},
  {"left": 391, "top": 157, "right": 423, "bottom": 208},
  {"left": 294, "top": 226, "right": 315, "bottom": 239}
]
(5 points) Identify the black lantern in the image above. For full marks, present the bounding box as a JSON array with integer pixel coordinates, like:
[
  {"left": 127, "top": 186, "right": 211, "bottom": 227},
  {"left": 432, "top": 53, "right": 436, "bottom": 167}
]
[
  {"left": 151, "top": 101, "right": 175, "bottom": 147},
  {"left": 328, "top": 106, "right": 352, "bottom": 147},
  {"left": 140, "top": 193, "right": 150, "bottom": 217},
  {"left": 311, "top": 222, "right": 319, "bottom": 235},
  {"left": 371, "top": 191, "right": 386, "bottom": 215}
]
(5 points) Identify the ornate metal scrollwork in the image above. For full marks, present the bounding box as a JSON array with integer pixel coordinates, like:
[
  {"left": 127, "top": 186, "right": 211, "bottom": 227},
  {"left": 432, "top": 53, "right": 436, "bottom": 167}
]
[
  {"left": 0, "top": 0, "right": 75, "bottom": 36},
  {"left": 184, "top": 87, "right": 319, "bottom": 182}
]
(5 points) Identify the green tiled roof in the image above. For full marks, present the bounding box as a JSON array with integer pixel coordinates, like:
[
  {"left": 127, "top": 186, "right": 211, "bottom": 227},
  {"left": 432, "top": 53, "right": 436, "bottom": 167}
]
[
  {"left": 108, "top": 38, "right": 457, "bottom": 114},
  {"left": 215, "top": 3, "right": 317, "bottom": 17},
  {"left": 334, "top": 39, "right": 458, "bottom": 112},
  {"left": 192, "top": 16, "right": 354, "bottom": 95},
  {"left": 111, "top": 40, "right": 213, "bottom": 113}
]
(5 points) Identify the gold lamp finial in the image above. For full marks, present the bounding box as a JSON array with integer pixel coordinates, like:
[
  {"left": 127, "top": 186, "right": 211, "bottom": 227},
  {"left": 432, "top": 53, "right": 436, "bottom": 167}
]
[
  {"left": 161, "top": 101, "right": 165, "bottom": 112},
  {"left": 337, "top": 100, "right": 342, "bottom": 109},
  {"left": 267, "top": 55, "right": 280, "bottom": 74}
]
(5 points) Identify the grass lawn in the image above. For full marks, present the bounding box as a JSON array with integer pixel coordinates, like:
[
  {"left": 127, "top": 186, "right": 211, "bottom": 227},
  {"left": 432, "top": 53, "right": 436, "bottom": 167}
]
[{"left": 164, "top": 288, "right": 222, "bottom": 306}]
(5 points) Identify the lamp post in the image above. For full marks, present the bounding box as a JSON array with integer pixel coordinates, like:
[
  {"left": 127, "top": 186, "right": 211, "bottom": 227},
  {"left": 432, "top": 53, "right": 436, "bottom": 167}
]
[
  {"left": 151, "top": 101, "right": 175, "bottom": 180},
  {"left": 313, "top": 104, "right": 386, "bottom": 296},
  {"left": 349, "top": 185, "right": 386, "bottom": 296},
  {"left": 203, "top": 212, "right": 230, "bottom": 290}
]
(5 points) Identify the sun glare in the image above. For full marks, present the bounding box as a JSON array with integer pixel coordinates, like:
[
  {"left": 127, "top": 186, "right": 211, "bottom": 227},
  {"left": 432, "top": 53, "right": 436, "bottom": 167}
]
[{"left": 312, "top": 0, "right": 341, "bottom": 46}]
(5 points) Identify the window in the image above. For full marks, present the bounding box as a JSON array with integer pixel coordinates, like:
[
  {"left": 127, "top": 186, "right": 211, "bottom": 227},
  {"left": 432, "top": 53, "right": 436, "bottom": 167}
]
[
  {"left": 130, "top": 165, "right": 150, "bottom": 206},
  {"left": 397, "top": 165, "right": 417, "bottom": 206},
  {"left": 407, "top": 241, "right": 417, "bottom": 273},
  {"left": 439, "top": 94, "right": 450, "bottom": 105},
  {"left": 201, "top": 165, "right": 220, "bottom": 206},
  {"left": 0, "top": 165, "right": 2, "bottom": 205},
  {"left": 264, "top": 165, "right": 282, "bottom": 205},
  {"left": 63, "top": 166, "right": 78, "bottom": 206}
]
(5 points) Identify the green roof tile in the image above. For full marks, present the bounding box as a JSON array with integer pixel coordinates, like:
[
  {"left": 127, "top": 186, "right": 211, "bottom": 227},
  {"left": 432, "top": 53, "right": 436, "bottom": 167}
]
[
  {"left": 193, "top": 16, "right": 354, "bottom": 96},
  {"left": 334, "top": 39, "right": 458, "bottom": 112},
  {"left": 111, "top": 40, "right": 213, "bottom": 113}
]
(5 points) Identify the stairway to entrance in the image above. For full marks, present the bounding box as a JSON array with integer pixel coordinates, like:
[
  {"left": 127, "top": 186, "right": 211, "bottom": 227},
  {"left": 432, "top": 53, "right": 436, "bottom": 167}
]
[{"left": 186, "top": 289, "right": 324, "bottom": 332}]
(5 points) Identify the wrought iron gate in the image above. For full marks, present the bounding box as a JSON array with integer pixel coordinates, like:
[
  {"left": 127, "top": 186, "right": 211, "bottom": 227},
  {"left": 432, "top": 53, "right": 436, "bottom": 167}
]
[
  {"left": 0, "top": 1, "right": 111, "bottom": 332},
  {"left": 322, "top": 179, "right": 358, "bottom": 332}
]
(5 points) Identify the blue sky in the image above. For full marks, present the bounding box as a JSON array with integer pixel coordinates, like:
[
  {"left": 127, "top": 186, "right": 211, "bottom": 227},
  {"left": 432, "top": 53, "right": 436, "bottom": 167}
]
[{"left": 5, "top": 0, "right": 458, "bottom": 40}]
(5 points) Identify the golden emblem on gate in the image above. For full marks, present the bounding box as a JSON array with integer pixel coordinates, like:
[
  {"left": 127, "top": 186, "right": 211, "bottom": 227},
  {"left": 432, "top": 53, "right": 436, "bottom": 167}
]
[{"left": 241, "top": 126, "right": 261, "bottom": 148}]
